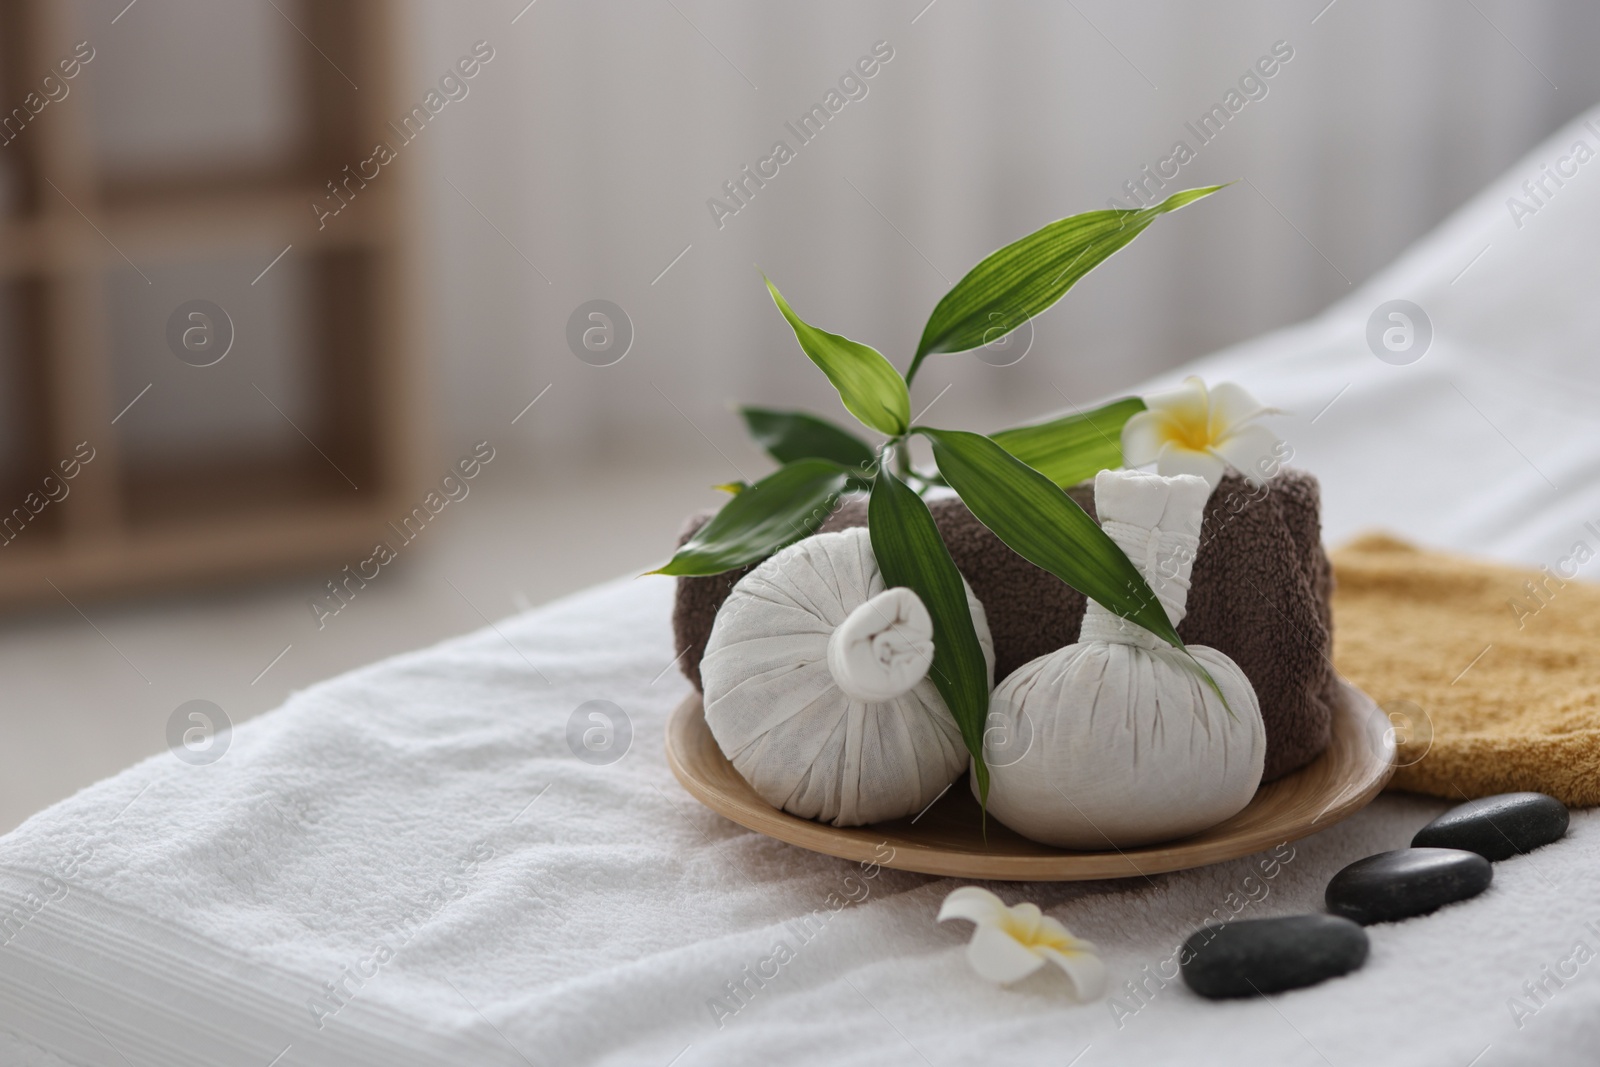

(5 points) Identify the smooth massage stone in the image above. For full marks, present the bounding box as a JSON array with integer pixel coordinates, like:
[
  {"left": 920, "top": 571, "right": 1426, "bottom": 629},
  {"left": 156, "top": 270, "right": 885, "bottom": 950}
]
[
  {"left": 1325, "top": 848, "right": 1492, "bottom": 925},
  {"left": 1411, "top": 792, "right": 1569, "bottom": 861},
  {"left": 1180, "top": 915, "right": 1369, "bottom": 999}
]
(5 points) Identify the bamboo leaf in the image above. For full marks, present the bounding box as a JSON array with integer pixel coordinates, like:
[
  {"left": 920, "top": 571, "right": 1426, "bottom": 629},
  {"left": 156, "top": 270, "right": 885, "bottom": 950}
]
[
  {"left": 651, "top": 459, "right": 849, "bottom": 576},
  {"left": 918, "top": 427, "right": 1181, "bottom": 648},
  {"left": 989, "top": 397, "right": 1146, "bottom": 488},
  {"left": 765, "top": 278, "right": 910, "bottom": 435},
  {"left": 868, "top": 464, "right": 994, "bottom": 803},
  {"left": 907, "top": 186, "right": 1223, "bottom": 382},
  {"left": 739, "top": 406, "right": 878, "bottom": 489},
  {"left": 925, "top": 428, "right": 1236, "bottom": 717}
]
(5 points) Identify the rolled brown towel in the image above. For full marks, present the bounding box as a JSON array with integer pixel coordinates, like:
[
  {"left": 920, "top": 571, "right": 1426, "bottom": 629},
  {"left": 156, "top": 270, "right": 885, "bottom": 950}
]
[{"left": 670, "top": 469, "right": 1338, "bottom": 781}]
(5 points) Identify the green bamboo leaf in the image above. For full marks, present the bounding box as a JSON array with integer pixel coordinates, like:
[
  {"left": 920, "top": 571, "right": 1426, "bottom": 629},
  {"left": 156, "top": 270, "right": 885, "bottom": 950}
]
[
  {"left": 651, "top": 459, "right": 849, "bottom": 576},
  {"left": 907, "top": 186, "right": 1223, "bottom": 383},
  {"left": 990, "top": 397, "right": 1146, "bottom": 488},
  {"left": 867, "top": 465, "right": 994, "bottom": 803},
  {"left": 765, "top": 278, "right": 910, "bottom": 435},
  {"left": 926, "top": 429, "right": 1237, "bottom": 717},
  {"left": 739, "top": 407, "right": 877, "bottom": 488},
  {"left": 918, "top": 427, "right": 1180, "bottom": 648}
]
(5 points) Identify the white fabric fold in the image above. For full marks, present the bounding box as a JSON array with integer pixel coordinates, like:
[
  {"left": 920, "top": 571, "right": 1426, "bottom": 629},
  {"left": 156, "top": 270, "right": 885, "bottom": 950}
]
[
  {"left": 825, "top": 587, "right": 936, "bottom": 702},
  {"left": 1080, "top": 467, "right": 1214, "bottom": 642}
]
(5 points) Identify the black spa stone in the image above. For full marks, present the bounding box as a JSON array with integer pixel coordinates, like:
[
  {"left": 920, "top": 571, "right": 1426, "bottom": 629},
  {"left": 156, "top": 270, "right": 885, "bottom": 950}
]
[
  {"left": 1325, "top": 848, "right": 1492, "bottom": 925},
  {"left": 1411, "top": 792, "right": 1569, "bottom": 861},
  {"left": 1179, "top": 914, "right": 1369, "bottom": 999}
]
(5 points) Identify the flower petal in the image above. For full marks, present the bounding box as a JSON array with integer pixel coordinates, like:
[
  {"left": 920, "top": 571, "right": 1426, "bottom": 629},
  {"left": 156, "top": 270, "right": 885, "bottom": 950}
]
[
  {"left": 1205, "top": 381, "right": 1279, "bottom": 435},
  {"left": 1120, "top": 410, "right": 1170, "bottom": 467},
  {"left": 1039, "top": 946, "right": 1109, "bottom": 1000},
  {"left": 1211, "top": 422, "right": 1284, "bottom": 486},
  {"left": 937, "top": 886, "right": 1008, "bottom": 927},
  {"left": 1035, "top": 913, "right": 1091, "bottom": 949},
  {"left": 967, "top": 923, "right": 1047, "bottom": 984},
  {"left": 1154, "top": 441, "right": 1226, "bottom": 488},
  {"left": 1008, "top": 901, "right": 1044, "bottom": 941},
  {"left": 1141, "top": 377, "right": 1209, "bottom": 425}
]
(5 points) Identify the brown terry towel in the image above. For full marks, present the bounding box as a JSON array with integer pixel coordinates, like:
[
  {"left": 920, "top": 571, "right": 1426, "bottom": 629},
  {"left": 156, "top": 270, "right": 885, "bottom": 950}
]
[
  {"left": 1333, "top": 534, "right": 1600, "bottom": 806},
  {"left": 672, "top": 469, "right": 1340, "bottom": 781}
]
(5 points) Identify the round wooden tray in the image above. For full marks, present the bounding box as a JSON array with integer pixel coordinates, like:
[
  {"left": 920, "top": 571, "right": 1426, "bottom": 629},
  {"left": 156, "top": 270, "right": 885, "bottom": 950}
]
[{"left": 665, "top": 682, "right": 1396, "bottom": 881}]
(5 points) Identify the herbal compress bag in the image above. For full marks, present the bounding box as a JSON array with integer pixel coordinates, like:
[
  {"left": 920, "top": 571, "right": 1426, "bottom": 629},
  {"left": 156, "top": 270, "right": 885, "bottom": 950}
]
[
  {"left": 984, "top": 470, "right": 1266, "bottom": 849},
  {"left": 700, "top": 528, "right": 996, "bottom": 827},
  {"left": 673, "top": 468, "right": 1337, "bottom": 781}
]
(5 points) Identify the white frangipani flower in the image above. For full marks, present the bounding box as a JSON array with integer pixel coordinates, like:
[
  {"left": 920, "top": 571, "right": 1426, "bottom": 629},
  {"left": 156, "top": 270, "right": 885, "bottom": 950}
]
[
  {"left": 937, "top": 886, "right": 1106, "bottom": 998},
  {"left": 1121, "top": 376, "right": 1286, "bottom": 489}
]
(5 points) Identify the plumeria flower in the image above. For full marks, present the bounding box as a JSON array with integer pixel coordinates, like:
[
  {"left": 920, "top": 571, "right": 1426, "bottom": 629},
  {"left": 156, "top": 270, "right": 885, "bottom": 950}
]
[
  {"left": 937, "top": 886, "right": 1106, "bottom": 998},
  {"left": 1121, "top": 376, "right": 1286, "bottom": 489}
]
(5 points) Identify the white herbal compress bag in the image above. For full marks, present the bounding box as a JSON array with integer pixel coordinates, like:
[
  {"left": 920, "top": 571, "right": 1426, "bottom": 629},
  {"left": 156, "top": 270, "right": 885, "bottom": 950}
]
[
  {"left": 702, "top": 527, "right": 995, "bottom": 827},
  {"left": 984, "top": 469, "right": 1266, "bottom": 849}
]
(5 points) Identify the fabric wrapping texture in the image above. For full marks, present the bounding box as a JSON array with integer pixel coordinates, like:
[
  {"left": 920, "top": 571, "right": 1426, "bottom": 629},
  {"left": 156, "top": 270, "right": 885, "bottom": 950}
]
[
  {"left": 700, "top": 528, "right": 996, "bottom": 827},
  {"left": 673, "top": 467, "right": 1337, "bottom": 781},
  {"left": 824, "top": 587, "right": 937, "bottom": 702},
  {"left": 982, "top": 470, "right": 1267, "bottom": 849}
]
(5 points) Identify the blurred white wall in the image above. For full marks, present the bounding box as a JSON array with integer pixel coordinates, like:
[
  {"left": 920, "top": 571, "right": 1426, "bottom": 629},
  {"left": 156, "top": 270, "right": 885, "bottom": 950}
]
[
  {"left": 399, "top": 0, "right": 1599, "bottom": 476},
  {"left": 25, "top": 2, "right": 1597, "bottom": 486}
]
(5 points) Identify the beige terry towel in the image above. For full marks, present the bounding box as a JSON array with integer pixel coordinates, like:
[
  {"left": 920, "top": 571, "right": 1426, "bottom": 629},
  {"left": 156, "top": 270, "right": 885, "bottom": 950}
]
[{"left": 1333, "top": 534, "right": 1600, "bottom": 806}]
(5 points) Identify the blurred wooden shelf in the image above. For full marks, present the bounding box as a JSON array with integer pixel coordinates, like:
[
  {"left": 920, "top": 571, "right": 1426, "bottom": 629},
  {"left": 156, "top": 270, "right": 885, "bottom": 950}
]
[
  {"left": 0, "top": 222, "right": 50, "bottom": 277},
  {"left": 0, "top": 502, "right": 389, "bottom": 607},
  {"left": 0, "top": 0, "right": 424, "bottom": 613}
]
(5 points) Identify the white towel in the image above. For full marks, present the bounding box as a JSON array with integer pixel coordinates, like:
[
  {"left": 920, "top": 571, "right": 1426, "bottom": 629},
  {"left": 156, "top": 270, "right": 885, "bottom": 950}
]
[{"left": 1, "top": 571, "right": 1597, "bottom": 1067}]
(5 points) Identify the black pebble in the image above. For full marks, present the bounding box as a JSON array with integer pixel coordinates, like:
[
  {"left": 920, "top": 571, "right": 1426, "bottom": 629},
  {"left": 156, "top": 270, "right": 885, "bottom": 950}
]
[
  {"left": 1325, "top": 847, "right": 1491, "bottom": 925},
  {"left": 1180, "top": 914, "right": 1369, "bottom": 999},
  {"left": 1412, "top": 792, "right": 1569, "bottom": 861}
]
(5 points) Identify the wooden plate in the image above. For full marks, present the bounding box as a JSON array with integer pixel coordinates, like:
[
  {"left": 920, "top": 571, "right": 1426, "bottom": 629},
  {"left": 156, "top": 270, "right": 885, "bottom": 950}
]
[{"left": 665, "top": 682, "right": 1396, "bottom": 881}]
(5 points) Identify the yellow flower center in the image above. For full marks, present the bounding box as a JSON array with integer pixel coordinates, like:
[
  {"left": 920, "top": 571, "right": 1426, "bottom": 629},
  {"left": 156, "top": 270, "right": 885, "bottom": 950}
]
[
  {"left": 1160, "top": 410, "right": 1218, "bottom": 452},
  {"left": 999, "top": 911, "right": 1080, "bottom": 953}
]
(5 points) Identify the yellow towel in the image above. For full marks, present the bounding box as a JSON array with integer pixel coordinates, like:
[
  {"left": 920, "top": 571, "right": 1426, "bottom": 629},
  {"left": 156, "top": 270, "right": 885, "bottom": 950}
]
[{"left": 1332, "top": 533, "right": 1600, "bottom": 806}]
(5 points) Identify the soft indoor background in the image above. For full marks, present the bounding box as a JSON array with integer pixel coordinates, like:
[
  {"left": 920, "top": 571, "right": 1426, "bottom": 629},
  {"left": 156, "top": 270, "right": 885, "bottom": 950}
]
[{"left": 3, "top": 0, "right": 1597, "bottom": 833}]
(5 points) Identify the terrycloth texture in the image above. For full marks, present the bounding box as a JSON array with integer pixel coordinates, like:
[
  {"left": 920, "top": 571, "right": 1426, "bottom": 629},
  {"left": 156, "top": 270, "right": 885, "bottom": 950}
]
[
  {"left": 701, "top": 529, "right": 994, "bottom": 826},
  {"left": 8, "top": 94, "right": 1600, "bottom": 1067},
  {"left": 674, "top": 467, "right": 1337, "bottom": 781},
  {"left": 1332, "top": 533, "right": 1600, "bottom": 806},
  {"left": 3, "top": 571, "right": 1599, "bottom": 1067},
  {"left": 984, "top": 471, "right": 1266, "bottom": 848}
]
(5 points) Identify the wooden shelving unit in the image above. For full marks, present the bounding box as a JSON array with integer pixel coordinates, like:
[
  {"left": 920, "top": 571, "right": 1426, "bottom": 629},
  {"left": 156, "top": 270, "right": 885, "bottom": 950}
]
[{"left": 0, "top": 0, "right": 423, "bottom": 608}]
